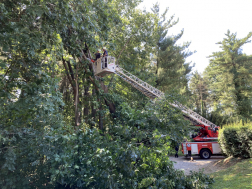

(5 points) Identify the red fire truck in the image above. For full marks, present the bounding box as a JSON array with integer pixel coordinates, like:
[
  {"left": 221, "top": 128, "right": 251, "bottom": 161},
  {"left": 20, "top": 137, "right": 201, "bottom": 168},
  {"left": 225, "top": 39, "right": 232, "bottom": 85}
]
[
  {"left": 93, "top": 56, "right": 222, "bottom": 159},
  {"left": 182, "top": 124, "right": 222, "bottom": 159}
]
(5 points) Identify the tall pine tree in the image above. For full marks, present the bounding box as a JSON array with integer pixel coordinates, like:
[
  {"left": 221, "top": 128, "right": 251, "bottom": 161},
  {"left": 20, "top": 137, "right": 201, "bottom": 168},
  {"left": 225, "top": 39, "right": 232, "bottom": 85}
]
[
  {"left": 206, "top": 30, "right": 252, "bottom": 122},
  {"left": 151, "top": 4, "right": 194, "bottom": 94}
]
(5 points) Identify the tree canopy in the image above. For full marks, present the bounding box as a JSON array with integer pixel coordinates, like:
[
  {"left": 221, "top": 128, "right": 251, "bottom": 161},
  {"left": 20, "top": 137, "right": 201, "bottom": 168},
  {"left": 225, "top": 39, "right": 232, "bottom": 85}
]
[
  {"left": 3, "top": 0, "right": 248, "bottom": 188},
  {"left": 204, "top": 31, "right": 252, "bottom": 124}
]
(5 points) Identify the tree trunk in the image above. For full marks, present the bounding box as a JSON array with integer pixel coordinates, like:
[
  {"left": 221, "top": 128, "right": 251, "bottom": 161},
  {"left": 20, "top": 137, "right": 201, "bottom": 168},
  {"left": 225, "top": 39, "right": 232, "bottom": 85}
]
[
  {"left": 98, "top": 98, "right": 103, "bottom": 130},
  {"left": 83, "top": 80, "right": 90, "bottom": 122},
  {"left": 78, "top": 84, "right": 82, "bottom": 124},
  {"left": 74, "top": 81, "right": 80, "bottom": 127},
  {"left": 232, "top": 63, "right": 243, "bottom": 116},
  {"left": 91, "top": 88, "right": 96, "bottom": 127},
  {"left": 100, "top": 81, "right": 116, "bottom": 115}
]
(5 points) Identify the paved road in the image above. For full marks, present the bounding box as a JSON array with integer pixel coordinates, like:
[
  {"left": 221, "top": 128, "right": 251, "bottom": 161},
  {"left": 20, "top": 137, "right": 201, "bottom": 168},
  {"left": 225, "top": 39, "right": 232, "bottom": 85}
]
[{"left": 170, "top": 155, "right": 225, "bottom": 175}]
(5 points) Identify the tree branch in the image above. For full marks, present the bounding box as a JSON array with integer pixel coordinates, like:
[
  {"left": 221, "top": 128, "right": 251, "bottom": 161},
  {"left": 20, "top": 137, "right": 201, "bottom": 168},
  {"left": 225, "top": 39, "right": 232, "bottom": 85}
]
[
  {"left": 117, "top": 35, "right": 134, "bottom": 62},
  {"left": 62, "top": 57, "right": 75, "bottom": 90}
]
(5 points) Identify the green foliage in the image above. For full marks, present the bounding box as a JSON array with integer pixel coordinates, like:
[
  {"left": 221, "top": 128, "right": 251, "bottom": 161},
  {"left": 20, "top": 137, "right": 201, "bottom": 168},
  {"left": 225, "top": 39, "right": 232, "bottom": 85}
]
[
  {"left": 107, "top": 3, "right": 194, "bottom": 106},
  {"left": 0, "top": 95, "right": 214, "bottom": 188},
  {"left": 0, "top": 74, "right": 64, "bottom": 188},
  {"left": 218, "top": 123, "right": 252, "bottom": 158},
  {"left": 47, "top": 128, "right": 175, "bottom": 188},
  {"left": 185, "top": 170, "right": 215, "bottom": 189},
  {"left": 152, "top": 3, "right": 194, "bottom": 94},
  {"left": 189, "top": 71, "right": 209, "bottom": 118},
  {"left": 115, "top": 95, "right": 190, "bottom": 145},
  {"left": 205, "top": 30, "right": 252, "bottom": 124},
  {"left": 0, "top": 0, "right": 214, "bottom": 188}
]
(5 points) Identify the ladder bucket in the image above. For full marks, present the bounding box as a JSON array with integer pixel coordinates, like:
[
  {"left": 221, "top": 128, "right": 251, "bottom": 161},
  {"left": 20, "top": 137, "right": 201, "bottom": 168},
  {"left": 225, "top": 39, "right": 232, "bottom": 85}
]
[{"left": 94, "top": 56, "right": 116, "bottom": 77}]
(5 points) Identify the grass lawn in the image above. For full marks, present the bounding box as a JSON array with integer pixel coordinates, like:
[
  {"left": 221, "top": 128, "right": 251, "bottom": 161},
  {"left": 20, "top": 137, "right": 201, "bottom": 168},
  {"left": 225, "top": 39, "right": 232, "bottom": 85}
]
[{"left": 210, "top": 157, "right": 252, "bottom": 189}]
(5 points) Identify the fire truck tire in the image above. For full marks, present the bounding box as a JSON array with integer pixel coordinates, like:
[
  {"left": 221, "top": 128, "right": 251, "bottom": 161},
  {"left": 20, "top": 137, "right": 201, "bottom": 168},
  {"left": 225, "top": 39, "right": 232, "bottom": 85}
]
[{"left": 200, "top": 149, "right": 211, "bottom": 159}]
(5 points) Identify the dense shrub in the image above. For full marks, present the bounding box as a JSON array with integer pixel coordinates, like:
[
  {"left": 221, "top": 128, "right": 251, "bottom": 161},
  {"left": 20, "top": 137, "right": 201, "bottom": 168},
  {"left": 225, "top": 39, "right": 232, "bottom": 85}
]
[
  {"left": 0, "top": 97, "right": 215, "bottom": 188},
  {"left": 48, "top": 129, "right": 214, "bottom": 189},
  {"left": 184, "top": 170, "right": 215, "bottom": 189},
  {"left": 218, "top": 124, "right": 252, "bottom": 158},
  {"left": 0, "top": 126, "right": 215, "bottom": 189}
]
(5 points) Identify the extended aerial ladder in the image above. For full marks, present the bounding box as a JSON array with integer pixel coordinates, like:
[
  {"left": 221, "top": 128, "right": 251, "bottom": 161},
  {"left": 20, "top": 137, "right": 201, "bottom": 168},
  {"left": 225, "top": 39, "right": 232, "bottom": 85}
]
[{"left": 93, "top": 56, "right": 218, "bottom": 130}]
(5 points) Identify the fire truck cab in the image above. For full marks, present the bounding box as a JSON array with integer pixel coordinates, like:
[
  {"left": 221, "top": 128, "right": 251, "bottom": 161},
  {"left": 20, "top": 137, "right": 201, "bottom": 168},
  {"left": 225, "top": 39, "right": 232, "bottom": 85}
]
[{"left": 182, "top": 125, "right": 222, "bottom": 159}]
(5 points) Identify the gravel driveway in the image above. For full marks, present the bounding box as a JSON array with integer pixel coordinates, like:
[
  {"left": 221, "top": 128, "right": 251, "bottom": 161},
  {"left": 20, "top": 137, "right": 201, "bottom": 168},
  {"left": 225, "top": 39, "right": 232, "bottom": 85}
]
[{"left": 170, "top": 155, "right": 225, "bottom": 175}]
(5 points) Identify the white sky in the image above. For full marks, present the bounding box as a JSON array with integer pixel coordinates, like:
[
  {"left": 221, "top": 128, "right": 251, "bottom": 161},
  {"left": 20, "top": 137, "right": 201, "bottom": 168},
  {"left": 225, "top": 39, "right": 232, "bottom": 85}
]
[{"left": 138, "top": 0, "right": 252, "bottom": 73}]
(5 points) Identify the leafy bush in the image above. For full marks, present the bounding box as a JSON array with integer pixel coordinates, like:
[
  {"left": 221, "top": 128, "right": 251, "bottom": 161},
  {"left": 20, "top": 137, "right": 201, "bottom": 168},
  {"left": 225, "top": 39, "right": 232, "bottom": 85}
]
[
  {"left": 0, "top": 126, "right": 215, "bottom": 189},
  {"left": 0, "top": 97, "right": 215, "bottom": 188},
  {"left": 184, "top": 170, "right": 215, "bottom": 189},
  {"left": 218, "top": 124, "right": 252, "bottom": 158}
]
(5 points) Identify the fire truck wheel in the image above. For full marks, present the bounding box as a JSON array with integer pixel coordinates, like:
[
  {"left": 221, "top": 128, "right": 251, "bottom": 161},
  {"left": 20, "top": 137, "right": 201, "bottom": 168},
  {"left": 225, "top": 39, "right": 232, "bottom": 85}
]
[{"left": 200, "top": 149, "right": 211, "bottom": 159}]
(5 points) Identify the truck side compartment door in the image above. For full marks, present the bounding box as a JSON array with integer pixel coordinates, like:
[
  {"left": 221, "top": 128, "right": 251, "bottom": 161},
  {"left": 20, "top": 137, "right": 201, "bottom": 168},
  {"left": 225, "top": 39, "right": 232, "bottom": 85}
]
[
  {"left": 212, "top": 143, "right": 221, "bottom": 154},
  {"left": 191, "top": 144, "right": 198, "bottom": 154}
]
